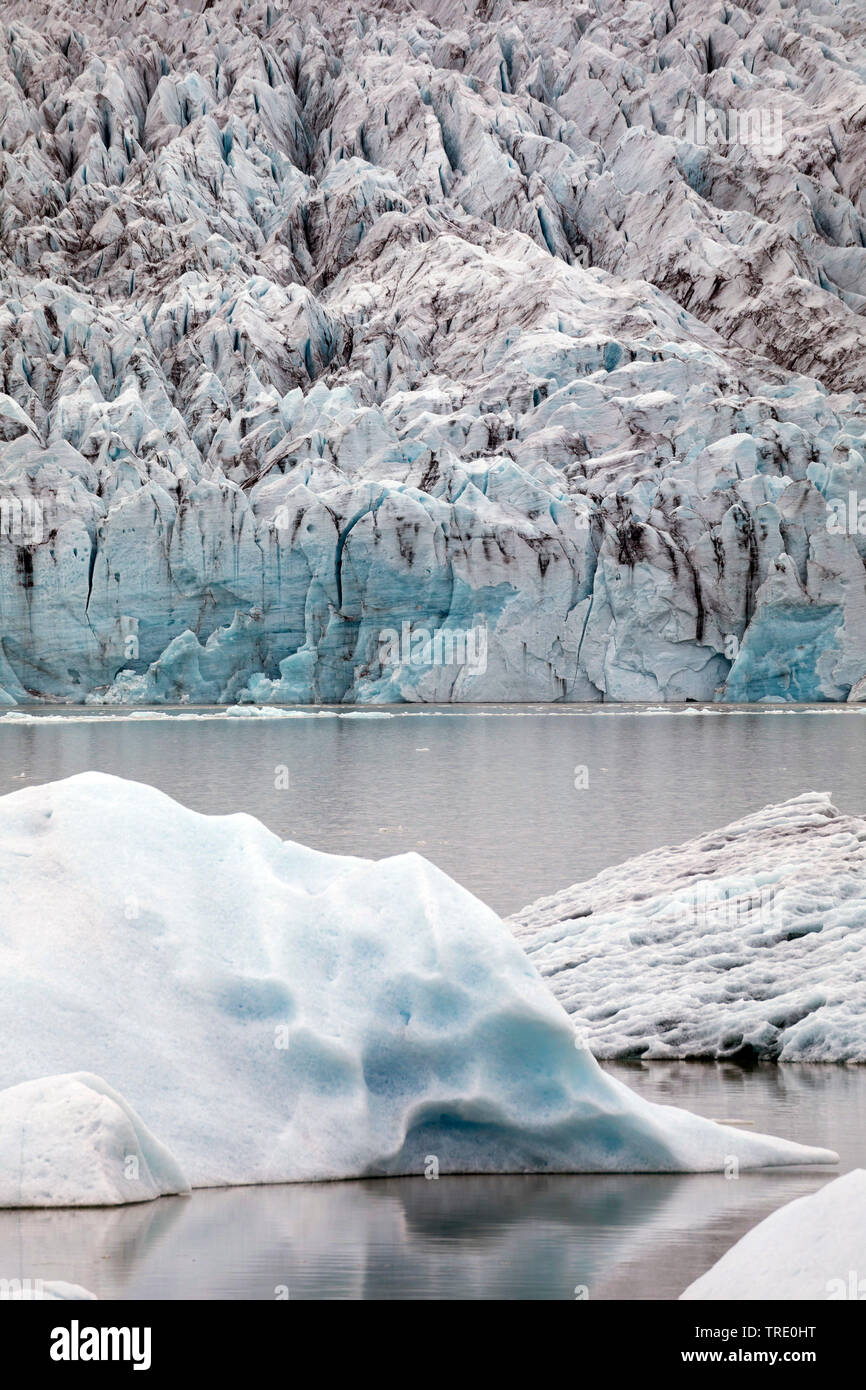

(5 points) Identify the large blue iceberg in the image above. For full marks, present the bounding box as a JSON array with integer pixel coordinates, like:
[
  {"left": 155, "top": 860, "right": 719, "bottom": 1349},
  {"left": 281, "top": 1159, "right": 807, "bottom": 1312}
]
[{"left": 0, "top": 773, "right": 836, "bottom": 1196}]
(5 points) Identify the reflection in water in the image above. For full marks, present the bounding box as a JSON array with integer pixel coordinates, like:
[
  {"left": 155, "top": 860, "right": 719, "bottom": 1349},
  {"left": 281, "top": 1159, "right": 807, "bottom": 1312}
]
[
  {"left": 2, "top": 710, "right": 864, "bottom": 1296},
  {"left": 1, "top": 1064, "right": 862, "bottom": 1300}
]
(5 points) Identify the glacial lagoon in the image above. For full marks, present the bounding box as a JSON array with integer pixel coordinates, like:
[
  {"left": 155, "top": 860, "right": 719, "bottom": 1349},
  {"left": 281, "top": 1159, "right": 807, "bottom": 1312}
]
[
  {"left": 2, "top": 705, "right": 864, "bottom": 1298},
  {"left": 2, "top": 704, "right": 865, "bottom": 915}
]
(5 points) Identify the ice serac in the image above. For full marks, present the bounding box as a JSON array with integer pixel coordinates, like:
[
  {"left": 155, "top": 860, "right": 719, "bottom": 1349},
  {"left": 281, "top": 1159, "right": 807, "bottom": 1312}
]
[
  {"left": 0, "top": 0, "right": 865, "bottom": 704},
  {"left": 681, "top": 1170, "right": 866, "bottom": 1300},
  {"left": 0, "top": 773, "right": 837, "bottom": 1188},
  {"left": 0, "top": 1072, "right": 190, "bottom": 1207},
  {"left": 510, "top": 792, "right": 866, "bottom": 1062}
]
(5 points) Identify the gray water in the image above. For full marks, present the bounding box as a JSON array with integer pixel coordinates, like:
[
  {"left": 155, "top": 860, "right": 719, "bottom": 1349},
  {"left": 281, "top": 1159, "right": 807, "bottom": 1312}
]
[
  {"left": 1, "top": 705, "right": 864, "bottom": 1298},
  {"left": 1, "top": 1063, "right": 862, "bottom": 1300},
  {"left": 1, "top": 705, "right": 864, "bottom": 915}
]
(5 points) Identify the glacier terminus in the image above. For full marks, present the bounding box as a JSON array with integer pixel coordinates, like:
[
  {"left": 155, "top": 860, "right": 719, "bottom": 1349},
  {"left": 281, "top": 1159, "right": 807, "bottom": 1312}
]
[{"left": 0, "top": 0, "right": 865, "bottom": 704}]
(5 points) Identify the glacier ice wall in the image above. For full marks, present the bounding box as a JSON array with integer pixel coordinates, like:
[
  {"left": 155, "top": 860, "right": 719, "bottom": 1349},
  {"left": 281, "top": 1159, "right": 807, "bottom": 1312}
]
[{"left": 0, "top": 0, "right": 865, "bottom": 703}]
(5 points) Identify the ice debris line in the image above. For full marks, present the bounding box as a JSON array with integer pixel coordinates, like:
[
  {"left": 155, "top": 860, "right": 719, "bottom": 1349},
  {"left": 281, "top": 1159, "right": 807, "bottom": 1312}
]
[
  {"left": 511, "top": 792, "right": 866, "bottom": 1063},
  {"left": 1, "top": 0, "right": 866, "bottom": 705},
  {"left": 681, "top": 1170, "right": 866, "bottom": 1300},
  {"left": 0, "top": 773, "right": 837, "bottom": 1205}
]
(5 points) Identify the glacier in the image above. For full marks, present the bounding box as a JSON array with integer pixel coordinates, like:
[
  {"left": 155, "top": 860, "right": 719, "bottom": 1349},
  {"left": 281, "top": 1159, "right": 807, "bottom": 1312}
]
[
  {"left": 0, "top": 772, "right": 837, "bottom": 1198},
  {"left": 0, "top": 0, "right": 865, "bottom": 704},
  {"left": 0, "top": 1072, "right": 190, "bottom": 1207},
  {"left": 510, "top": 792, "right": 866, "bottom": 1063},
  {"left": 681, "top": 1168, "right": 866, "bottom": 1300}
]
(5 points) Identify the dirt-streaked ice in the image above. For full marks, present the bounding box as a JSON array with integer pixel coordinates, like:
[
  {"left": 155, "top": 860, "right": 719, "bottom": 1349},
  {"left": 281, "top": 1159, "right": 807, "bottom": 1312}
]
[
  {"left": 511, "top": 792, "right": 866, "bottom": 1062},
  {"left": 0, "top": 0, "right": 865, "bottom": 704}
]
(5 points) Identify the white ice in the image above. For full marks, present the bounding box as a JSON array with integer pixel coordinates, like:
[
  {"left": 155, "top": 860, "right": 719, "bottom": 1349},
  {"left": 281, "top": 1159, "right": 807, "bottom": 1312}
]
[
  {"left": 0, "top": 774, "right": 836, "bottom": 1201},
  {"left": 681, "top": 1169, "right": 866, "bottom": 1300},
  {"left": 0, "top": 1072, "right": 190, "bottom": 1207},
  {"left": 511, "top": 793, "right": 866, "bottom": 1062}
]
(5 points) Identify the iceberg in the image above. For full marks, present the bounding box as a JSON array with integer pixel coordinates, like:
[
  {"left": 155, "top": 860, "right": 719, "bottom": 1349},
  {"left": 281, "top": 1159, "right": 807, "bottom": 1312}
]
[
  {"left": 510, "top": 793, "right": 866, "bottom": 1062},
  {"left": 0, "top": 1072, "right": 189, "bottom": 1208},
  {"left": 0, "top": 773, "right": 836, "bottom": 1195},
  {"left": 681, "top": 1170, "right": 866, "bottom": 1301},
  {"left": 0, "top": 0, "right": 865, "bottom": 705}
]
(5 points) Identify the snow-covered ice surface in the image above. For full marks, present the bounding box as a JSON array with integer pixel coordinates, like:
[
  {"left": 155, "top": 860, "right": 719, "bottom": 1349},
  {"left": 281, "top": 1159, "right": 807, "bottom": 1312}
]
[
  {"left": 511, "top": 792, "right": 866, "bottom": 1063},
  {"left": 0, "top": 773, "right": 837, "bottom": 1193},
  {"left": 0, "top": 1072, "right": 190, "bottom": 1207},
  {"left": 1, "top": 0, "right": 866, "bottom": 704},
  {"left": 681, "top": 1169, "right": 866, "bottom": 1300}
]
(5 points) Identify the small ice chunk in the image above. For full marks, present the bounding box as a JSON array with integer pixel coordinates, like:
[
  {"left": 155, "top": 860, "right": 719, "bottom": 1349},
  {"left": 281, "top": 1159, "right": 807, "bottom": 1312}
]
[
  {"left": 0, "top": 1072, "right": 190, "bottom": 1208},
  {"left": 681, "top": 1170, "right": 866, "bottom": 1300}
]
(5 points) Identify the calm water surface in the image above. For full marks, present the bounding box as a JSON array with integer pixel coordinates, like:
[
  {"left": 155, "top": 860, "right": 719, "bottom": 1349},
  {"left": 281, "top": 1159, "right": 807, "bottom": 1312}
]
[
  {"left": 1, "top": 706, "right": 863, "bottom": 1298},
  {"left": 0, "top": 705, "right": 863, "bottom": 914},
  {"left": 1, "top": 1064, "right": 861, "bottom": 1300}
]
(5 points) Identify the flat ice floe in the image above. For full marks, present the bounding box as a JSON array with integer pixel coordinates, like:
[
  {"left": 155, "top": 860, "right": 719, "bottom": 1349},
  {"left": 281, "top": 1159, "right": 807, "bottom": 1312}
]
[
  {"left": 681, "top": 1170, "right": 866, "bottom": 1300},
  {"left": 0, "top": 1073, "right": 189, "bottom": 1208},
  {"left": 510, "top": 793, "right": 866, "bottom": 1062},
  {"left": 0, "top": 774, "right": 836, "bottom": 1196}
]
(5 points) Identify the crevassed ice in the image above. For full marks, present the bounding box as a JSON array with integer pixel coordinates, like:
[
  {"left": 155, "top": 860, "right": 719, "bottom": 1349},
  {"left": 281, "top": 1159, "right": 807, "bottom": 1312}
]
[{"left": 0, "top": 1, "right": 865, "bottom": 705}]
